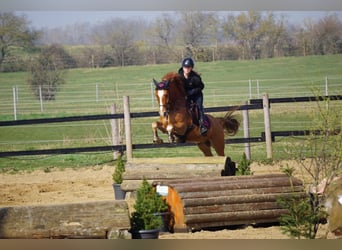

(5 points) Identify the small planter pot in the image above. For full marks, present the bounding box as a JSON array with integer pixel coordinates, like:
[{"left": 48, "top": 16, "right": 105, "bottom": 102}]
[
  {"left": 112, "top": 183, "right": 126, "bottom": 200},
  {"left": 154, "top": 212, "right": 171, "bottom": 232},
  {"left": 131, "top": 228, "right": 160, "bottom": 239}
]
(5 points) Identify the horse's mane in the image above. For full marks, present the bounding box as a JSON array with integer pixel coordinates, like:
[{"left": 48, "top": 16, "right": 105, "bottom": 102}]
[{"left": 161, "top": 72, "right": 186, "bottom": 99}]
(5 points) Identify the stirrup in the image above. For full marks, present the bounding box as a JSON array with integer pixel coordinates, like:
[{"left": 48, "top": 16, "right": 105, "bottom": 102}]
[{"left": 200, "top": 125, "right": 208, "bottom": 135}]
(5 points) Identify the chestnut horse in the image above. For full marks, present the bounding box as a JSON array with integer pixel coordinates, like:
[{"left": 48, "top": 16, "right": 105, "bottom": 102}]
[{"left": 152, "top": 72, "right": 240, "bottom": 156}]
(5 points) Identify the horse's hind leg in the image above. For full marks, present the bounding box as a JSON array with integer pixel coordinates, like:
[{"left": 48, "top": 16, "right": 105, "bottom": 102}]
[
  {"left": 211, "top": 138, "right": 225, "bottom": 156},
  {"left": 211, "top": 128, "right": 225, "bottom": 156},
  {"left": 197, "top": 141, "right": 213, "bottom": 156}
]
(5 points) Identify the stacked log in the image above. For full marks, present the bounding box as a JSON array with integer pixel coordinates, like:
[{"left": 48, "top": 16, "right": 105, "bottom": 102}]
[
  {"left": 121, "top": 157, "right": 234, "bottom": 192},
  {"left": 154, "top": 174, "right": 306, "bottom": 232},
  {"left": 0, "top": 201, "right": 130, "bottom": 239}
]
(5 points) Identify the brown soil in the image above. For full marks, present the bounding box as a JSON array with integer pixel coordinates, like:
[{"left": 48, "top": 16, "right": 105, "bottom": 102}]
[{"left": 0, "top": 161, "right": 336, "bottom": 239}]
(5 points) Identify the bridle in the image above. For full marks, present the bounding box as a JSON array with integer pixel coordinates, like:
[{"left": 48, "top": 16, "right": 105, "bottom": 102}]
[{"left": 153, "top": 79, "right": 170, "bottom": 118}]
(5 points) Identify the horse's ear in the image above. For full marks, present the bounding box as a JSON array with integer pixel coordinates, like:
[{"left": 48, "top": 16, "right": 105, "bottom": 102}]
[
  {"left": 153, "top": 78, "right": 158, "bottom": 87},
  {"left": 165, "top": 80, "right": 170, "bottom": 88}
]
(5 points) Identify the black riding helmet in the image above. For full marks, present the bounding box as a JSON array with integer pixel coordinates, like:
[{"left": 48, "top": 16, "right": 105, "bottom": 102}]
[{"left": 181, "top": 57, "right": 194, "bottom": 68}]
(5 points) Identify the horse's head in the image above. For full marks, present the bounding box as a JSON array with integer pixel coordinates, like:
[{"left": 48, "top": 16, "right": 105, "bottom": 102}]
[
  {"left": 153, "top": 78, "right": 170, "bottom": 117},
  {"left": 153, "top": 72, "right": 187, "bottom": 118}
]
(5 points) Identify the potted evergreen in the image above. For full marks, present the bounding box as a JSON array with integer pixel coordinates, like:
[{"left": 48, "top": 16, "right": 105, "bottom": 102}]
[
  {"left": 112, "top": 156, "right": 126, "bottom": 200},
  {"left": 130, "top": 178, "right": 169, "bottom": 239}
]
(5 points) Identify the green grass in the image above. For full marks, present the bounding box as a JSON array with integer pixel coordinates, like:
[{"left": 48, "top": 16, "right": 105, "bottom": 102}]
[{"left": 0, "top": 54, "right": 341, "bottom": 172}]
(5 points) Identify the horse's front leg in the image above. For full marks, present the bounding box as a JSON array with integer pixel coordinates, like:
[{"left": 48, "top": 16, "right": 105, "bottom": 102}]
[
  {"left": 166, "top": 124, "right": 175, "bottom": 143},
  {"left": 152, "top": 121, "right": 165, "bottom": 144}
]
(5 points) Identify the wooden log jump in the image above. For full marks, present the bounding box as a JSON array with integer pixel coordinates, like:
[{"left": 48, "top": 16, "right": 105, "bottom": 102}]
[
  {"left": 0, "top": 200, "right": 130, "bottom": 239},
  {"left": 153, "top": 174, "right": 306, "bottom": 232},
  {"left": 121, "top": 157, "right": 235, "bottom": 192}
]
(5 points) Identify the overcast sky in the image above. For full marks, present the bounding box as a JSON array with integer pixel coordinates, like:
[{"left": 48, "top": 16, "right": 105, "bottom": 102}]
[{"left": 15, "top": 11, "right": 342, "bottom": 29}]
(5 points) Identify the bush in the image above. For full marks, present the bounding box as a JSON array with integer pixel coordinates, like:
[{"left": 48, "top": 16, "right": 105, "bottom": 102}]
[
  {"left": 236, "top": 152, "right": 252, "bottom": 175},
  {"left": 130, "top": 178, "right": 168, "bottom": 231},
  {"left": 112, "top": 156, "right": 125, "bottom": 184},
  {"left": 277, "top": 165, "right": 326, "bottom": 239}
]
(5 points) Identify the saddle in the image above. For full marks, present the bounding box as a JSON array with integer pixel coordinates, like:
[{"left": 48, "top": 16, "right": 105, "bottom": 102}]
[
  {"left": 174, "top": 101, "right": 210, "bottom": 143},
  {"left": 187, "top": 102, "right": 210, "bottom": 128}
]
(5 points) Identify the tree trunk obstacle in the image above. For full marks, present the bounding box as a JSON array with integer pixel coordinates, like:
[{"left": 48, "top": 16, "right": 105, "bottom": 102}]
[
  {"left": 0, "top": 201, "right": 130, "bottom": 239},
  {"left": 157, "top": 174, "right": 305, "bottom": 232},
  {"left": 121, "top": 157, "right": 305, "bottom": 232},
  {"left": 121, "top": 156, "right": 235, "bottom": 192}
]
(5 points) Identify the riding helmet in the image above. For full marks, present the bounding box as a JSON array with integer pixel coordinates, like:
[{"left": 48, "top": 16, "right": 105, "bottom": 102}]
[{"left": 181, "top": 57, "right": 194, "bottom": 68}]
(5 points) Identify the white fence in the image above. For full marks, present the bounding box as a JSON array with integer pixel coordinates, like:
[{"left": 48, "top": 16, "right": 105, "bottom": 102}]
[{"left": 1, "top": 76, "right": 341, "bottom": 119}]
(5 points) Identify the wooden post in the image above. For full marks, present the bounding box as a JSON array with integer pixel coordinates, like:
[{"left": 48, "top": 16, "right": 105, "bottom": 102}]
[
  {"left": 123, "top": 96, "right": 132, "bottom": 160},
  {"left": 263, "top": 93, "right": 272, "bottom": 159},
  {"left": 110, "top": 104, "right": 120, "bottom": 160},
  {"left": 13, "top": 87, "right": 17, "bottom": 120},
  {"left": 243, "top": 101, "right": 251, "bottom": 160},
  {"left": 325, "top": 76, "right": 329, "bottom": 110}
]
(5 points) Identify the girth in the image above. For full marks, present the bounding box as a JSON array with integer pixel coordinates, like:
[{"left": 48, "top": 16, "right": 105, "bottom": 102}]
[{"left": 173, "top": 124, "right": 195, "bottom": 143}]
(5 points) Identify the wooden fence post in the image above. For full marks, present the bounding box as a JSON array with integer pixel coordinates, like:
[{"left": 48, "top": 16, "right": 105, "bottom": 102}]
[
  {"left": 110, "top": 104, "right": 120, "bottom": 160},
  {"left": 243, "top": 101, "right": 251, "bottom": 160},
  {"left": 13, "top": 87, "right": 17, "bottom": 120},
  {"left": 263, "top": 93, "right": 272, "bottom": 159},
  {"left": 123, "top": 96, "right": 133, "bottom": 160}
]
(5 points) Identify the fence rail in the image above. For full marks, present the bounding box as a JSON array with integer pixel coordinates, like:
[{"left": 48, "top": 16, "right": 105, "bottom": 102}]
[
  {"left": 0, "top": 94, "right": 341, "bottom": 159},
  {"left": 0, "top": 104, "right": 261, "bottom": 127}
]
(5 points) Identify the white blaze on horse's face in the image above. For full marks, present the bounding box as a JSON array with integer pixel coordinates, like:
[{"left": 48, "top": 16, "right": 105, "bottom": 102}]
[{"left": 157, "top": 89, "right": 169, "bottom": 117}]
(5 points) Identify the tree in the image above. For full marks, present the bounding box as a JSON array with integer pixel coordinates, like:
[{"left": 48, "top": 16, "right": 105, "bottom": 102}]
[
  {"left": 258, "top": 13, "right": 288, "bottom": 58},
  {"left": 280, "top": 93, "right": 342, "bottom": 238},
  {"left": 28, "top": 44, "right": 67, "bottom": 101},
  {"left": 92, "top": 18, "right": 147, "bottom": 67},
  {"left": 148, "top": 13, "right": 179, "bottom": 64},
  {"left": 222, "top": 11, "right": 263, "bottom": 60},
  {"left": 177, "top": 11, "right": 218, "bottom": 59},
  {"left": 0, "top": 12, "right": 40, "bottom": 71},
  {"left": 313, "top": 14, "right": 342, "bottom": 55},
  {"left": 222, "top": 11, "right": 292, "bottom": 60}
]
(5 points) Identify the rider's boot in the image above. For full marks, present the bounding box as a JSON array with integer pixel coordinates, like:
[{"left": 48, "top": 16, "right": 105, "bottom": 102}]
[
  {"left": 199, "top": 121, "right": 208, "bottom": 135},
  {"left": 199, "top": 118, "right": 208, "bottom": 136}
]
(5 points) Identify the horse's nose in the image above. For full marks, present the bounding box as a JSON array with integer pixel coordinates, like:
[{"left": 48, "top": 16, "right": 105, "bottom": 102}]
[{"left": 163, "top": 112, "right": 168, "bottom": 117}]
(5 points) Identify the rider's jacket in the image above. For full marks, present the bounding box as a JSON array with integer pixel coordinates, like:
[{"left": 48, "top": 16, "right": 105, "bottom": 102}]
[{"left": 178, "top": 68, "right": 204, "bottom": 97}]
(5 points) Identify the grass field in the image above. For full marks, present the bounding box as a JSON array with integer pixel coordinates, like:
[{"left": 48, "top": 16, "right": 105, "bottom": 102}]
[{"left": 0, "top": 54, "right": 341, "bottom": 172}]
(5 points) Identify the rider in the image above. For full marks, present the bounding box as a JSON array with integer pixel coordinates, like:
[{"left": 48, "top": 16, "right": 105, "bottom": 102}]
[{"left": 178, "top": 57, "right": 208, "bottom": 135}]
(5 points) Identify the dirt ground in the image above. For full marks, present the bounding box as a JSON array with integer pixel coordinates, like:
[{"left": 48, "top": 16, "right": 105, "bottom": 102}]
[{"left": 0, "top": 161, "right": 337, "bottom": 239}]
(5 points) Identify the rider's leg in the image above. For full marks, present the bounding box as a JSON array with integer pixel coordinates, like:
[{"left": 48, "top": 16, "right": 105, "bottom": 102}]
[{"left": 195, "top": 94, "right": 208, "bottom": 135}]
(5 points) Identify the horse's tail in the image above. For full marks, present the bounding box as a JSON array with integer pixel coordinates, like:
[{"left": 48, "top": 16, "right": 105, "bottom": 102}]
[{"left": 219, "top": 110, "right": 240, "bottom": 136}]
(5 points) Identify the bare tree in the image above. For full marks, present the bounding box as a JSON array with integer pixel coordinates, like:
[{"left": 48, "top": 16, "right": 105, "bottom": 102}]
[
  {"left": 222, "top": 11, "right": 264, "bottom": 60},
  {"left": 313, "top": 14, "right": 342, "bottom": 55},
  {"left": 28, "top": 45, "right": 67, "bottom": 101},
  {"left": 177, "top": 11, "right": 218, "bottom": 59},
  {"left": 0, "top": 12, "right": 40, "bottom": 71},
  {"left": 148, "top": 13, "right": 179, "bottom": 64},
  {"left": 259, "top": 12, "right": 289, "bottom": 58},
  {"left": 92, "top": 18, "right": 148, "bottom": 66}
]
